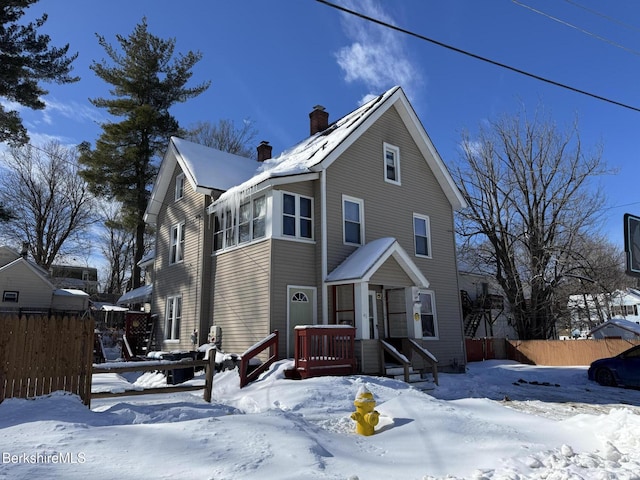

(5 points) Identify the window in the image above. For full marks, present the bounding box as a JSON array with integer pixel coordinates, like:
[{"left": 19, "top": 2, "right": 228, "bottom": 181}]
[
  {"left": 175, "top": 173, "right": 185, "bottom": 201},
  {"left": 413, "top": 214, "right": 431, "bottom": 257},
  {"left": 384, "top": 143, "right": 401, "bottom": 185},
  {"left": 282, "top": 192, "right": 313, "bottom": 240},
  {"left": 2, "top": 291, "right": 18, "bottom": 302},
  {"left": 213, "top": 194, "right": 266, "bottom": 252},
  {"left": 170, "top": 222, "right": 185, "bottom": 264},
  {"left": 343, "top": 196, "right": 364, "bottom": 245},
  {"left": 418, "top": 290, "right": 437, "bottom": 338},
  {"left": 165, "top": 295, "right": 182, "bottom": 340},
  {"left": 334, "top": 284, "right": 354, "bottom": 326}
]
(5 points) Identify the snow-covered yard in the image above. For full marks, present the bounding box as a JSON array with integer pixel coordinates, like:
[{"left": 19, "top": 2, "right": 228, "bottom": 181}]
[{"left": 2, "top": 359, "right": 640, "bottom": 479}]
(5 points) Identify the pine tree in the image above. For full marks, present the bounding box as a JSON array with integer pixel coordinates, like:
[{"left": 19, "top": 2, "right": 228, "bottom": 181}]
[
  {"left": 0, "top": 0, "right": 78, "bottom": 145},
  {"left": 79, "top": 18, "right": 209, "bottom": 289}
]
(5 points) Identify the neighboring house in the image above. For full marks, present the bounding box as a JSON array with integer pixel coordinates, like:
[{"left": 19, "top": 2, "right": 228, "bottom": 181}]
[
  {"left": 566, "top": 289, "right": 640, "bottom": 337},
  {"left": 146, "top": 86, "right": 468, "bottom": 374},
  {"left": 458, "top": 271, "right": 515, "bottom": 339},
  {"left": 50, "top": 265, "right": 99, "bottom": 294},
  {"left": 589, "top": 317, "right": 640, "bottom": 340},
  {"left": 0, "top": 247, "right": 89, "bottom": 313}
]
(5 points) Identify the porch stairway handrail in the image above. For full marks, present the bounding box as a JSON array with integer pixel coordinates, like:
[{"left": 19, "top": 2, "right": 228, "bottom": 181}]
[
  {"left": 405, "top": 338, "right": 439, "bottom": 385},
  {"left": 380, "top": 340, "right": 411, "bottom": 383},
  {"left": 239, "top": 330, "right": 279, "bottom": 388}
]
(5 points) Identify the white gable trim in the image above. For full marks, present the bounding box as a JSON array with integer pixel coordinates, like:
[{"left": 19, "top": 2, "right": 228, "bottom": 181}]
[
  {"left": 326, "top": 237, "right": 429, "bottom": 288},
  {"left": 314, "top": 87, "right": 467, "bottom": 211}
]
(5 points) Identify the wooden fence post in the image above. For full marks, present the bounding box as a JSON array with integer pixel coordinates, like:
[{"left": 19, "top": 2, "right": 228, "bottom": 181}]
[{"left": 203, "top": 351, "right": 216, "bottom": 403}]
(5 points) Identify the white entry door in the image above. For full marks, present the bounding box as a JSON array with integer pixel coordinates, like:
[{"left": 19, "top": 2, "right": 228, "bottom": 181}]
[{"left": 287, "top": 286, "right": 316, "bottom": 357}]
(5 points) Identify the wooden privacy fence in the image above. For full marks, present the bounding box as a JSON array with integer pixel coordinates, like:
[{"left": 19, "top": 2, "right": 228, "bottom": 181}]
[
  {"left": 466, "top": 337, "right": 640, "bottom": 365},
  {"left": 506, "top": 338, "right": 640, "bottom": 366},
  {"left": 0, "top": 313, "right": 94, "bottom": 405}
]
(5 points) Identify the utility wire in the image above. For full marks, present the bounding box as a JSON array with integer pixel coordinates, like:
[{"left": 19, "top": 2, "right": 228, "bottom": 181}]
[
  {"left": 513, "top": 0, "right": 640, "bottom": 57},
  {"left": 315, "top": 0, "right": 640, "bottom": 113},
  {"left": 563, "top": 0, "right": 640, "bottom": 34}
]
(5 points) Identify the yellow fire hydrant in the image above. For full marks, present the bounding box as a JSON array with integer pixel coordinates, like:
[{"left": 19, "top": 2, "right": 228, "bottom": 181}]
[{"left": 351, "top": 386, "right": 379, "bottom": 436}]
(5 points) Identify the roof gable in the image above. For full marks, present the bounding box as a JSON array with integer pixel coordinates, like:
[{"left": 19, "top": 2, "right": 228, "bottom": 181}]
[
  {"left": 590, "top": 318, "right": 640, "bottom": 336},
  {"left": 145, "top": 137, "right": 258, "bottom": 223},
  {"left": 214, "top": 86, "right": 465, "bottom": 211},
  {"left": 0, "top": 257, "right": 55, "bottom": 290},
  {"left": 326, "top": 237, "right": 429, "bottom": 287}
]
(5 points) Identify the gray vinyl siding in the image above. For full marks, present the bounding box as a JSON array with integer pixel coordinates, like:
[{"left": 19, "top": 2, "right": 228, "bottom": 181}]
[
  {"left": 152, "top": 162, "right": 211, "bottom": 350},
  {"left": 0, "top": 262, "right": 52, "bottom": 310},
  {"left": 370, "top": 258, "right": 413, "bottom": 286},
  {"left": 325, "top": 105, "right": 465, "bottom": 369},
  {"left": 211, "top": 239, "right": 271, "bottom": 355},
  {"left": 270, "top": 238, "right": 318, "bottom": 355}
]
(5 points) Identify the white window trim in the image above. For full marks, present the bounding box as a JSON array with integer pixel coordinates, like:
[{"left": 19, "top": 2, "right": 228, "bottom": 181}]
[
  {"left": 417, "top": 288, "right": 439, "bottom": 340},
  {"left": 342, "top": 195, "right": 365, "bottom": 246},
  {"left": 170, "top": 222, "right": 185, "bottom": 264},
  {"left": 175, "top": 173, "right": 185, "bottom": 201},
  {"left": 2, "top": 290, "right": 19, "bottom": 302},
  {"left": 279, "top": 191, "right": 314, "bottom": 241},
  {"left": 383, "top": 142, "right": 401, "bottom": 185},
  {"left": 413, "top": 213, "right": 432, "bottom": 259},
  {"left": 165, "top": 295, "right": 182, "bottom": 341}
]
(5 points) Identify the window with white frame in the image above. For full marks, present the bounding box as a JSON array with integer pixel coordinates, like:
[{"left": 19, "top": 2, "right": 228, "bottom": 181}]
[
  {"left": 3, "top": 290, "right": 18, "bottom": 302},
  {"left": 418, "top": 290, "right": 438, "bottom": 338},
  {"left": 343, "top": 195, "right": 364, "bottom": 245},
  {"left": 383, "top": 143, "right": 400, "bottom": 185},
  {"left": 213, "top": 194, "right": 267, "bottom": 252},
  {"left": 170, "top": 222, "right": 185, "bottom": 264},
  {"left": 282, "top": 192, "right": 313, "bottom": 240},
  {"left": 413, "top": 214, "right": 431, "bottom": 258},
  {"left": 165, "top": 295, "right": 182, "bottom": 340},
  {"left": 175, "top": 173, "right": 185, "bottom": 201}
]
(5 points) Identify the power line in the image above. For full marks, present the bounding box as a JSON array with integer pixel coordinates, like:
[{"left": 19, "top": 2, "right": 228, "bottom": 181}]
[
  {"left": 513, "top": 0, "right": 640, "bottom": 57},
  {"left": 563, "top": 0, "right": 640, "bottom": 34},
  {"left": 315, "top": 0, "right": 640, "bottom": 113}
]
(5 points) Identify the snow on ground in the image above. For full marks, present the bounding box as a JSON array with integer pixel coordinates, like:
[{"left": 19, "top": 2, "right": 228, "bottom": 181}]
[{"left": 2, "top": 359, "right": 640, "bottom": 479}]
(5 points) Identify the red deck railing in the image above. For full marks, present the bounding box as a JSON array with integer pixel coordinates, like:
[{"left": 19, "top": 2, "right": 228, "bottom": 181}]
[
  {"left": 293, "top": 325, "right": 356, "bottom": 378},
  {"left": 239, "top": 330, "right": 279, "bottom": 388}
]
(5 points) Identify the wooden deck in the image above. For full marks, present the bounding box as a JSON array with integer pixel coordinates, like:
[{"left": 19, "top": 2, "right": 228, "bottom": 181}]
[{"left": 286, "top": 325, "right": 357, "bottom": 379}]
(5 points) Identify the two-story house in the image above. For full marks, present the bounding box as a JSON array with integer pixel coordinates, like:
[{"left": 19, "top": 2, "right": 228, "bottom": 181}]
[{"left": 146, "top": 86, "right": 468, "bottom": 374}]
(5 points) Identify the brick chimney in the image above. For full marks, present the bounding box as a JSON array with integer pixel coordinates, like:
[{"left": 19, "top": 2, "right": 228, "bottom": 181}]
[
  {"left": 257, "top": 140, "right": 272, "bottom": 162},
  {"left": 309, "top": 105, "right": 329, "bottom": 135}
]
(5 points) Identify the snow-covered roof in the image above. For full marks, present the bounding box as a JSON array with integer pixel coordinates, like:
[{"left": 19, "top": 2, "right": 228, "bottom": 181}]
[
  {"left": 589, "top": 317, "right": 640, "bottom": 336},
  {"left": 53, "top": 288, "right": 90, "bottom": 297},
  {"left": 145, "top": 137, "right": 259, "bottom": 224},
  {"left": 117, "top": 283, "right": 152, "bottom": 306},
  {"left": 326, "top": 237, "right": 429, "bottom": 287},
  {"left": 210, "top": 86, "right": 466, "bottom": 212}
]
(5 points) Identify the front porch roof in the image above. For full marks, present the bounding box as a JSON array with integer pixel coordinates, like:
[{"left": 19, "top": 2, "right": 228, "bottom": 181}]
[{"left": 326, "top": 237, "right": 429, "bottom": 287}]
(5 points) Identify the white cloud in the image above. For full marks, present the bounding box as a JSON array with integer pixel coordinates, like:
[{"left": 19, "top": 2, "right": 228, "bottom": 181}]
[
  {"left": 43, "top": 98, "right": 103, "bottom": 124},
  {"left": 335, "top": 0, "right": 423, "bottom": 102}
]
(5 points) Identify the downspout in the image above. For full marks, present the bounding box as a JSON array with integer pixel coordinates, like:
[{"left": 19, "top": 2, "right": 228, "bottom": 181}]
[{"left": 321, "top": 169, "right": 328, "bottom": 324}]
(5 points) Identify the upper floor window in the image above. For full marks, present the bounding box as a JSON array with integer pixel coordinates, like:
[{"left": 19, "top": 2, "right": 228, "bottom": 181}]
[
  {"left": 213, "top": 195, "right": 267, "bottom": 251},
  {"left": 170, "top": 222, "right": 185, "bottom": 264},
  {"left": 383, "top": 143, "right": 401, "bottom": 185},
  {"left": 175, "top": 173, "right": 185, "bottom": 201},
  {"left": 282, "top": 192, "right": 313, "bottom": 240},
  {"left": 413, "top": 214, "right": 431, "bottom": 258},
  {"left": 418, "top": 290, "right": 438, "bottom": 338},
  {"left": 343, "top": 195, "right": 364, "bottom": 245}
]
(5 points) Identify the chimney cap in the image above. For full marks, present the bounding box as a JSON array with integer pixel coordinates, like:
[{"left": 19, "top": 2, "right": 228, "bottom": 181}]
[{"left": 312, "top": 105, "right": 326, "bottom": 112}]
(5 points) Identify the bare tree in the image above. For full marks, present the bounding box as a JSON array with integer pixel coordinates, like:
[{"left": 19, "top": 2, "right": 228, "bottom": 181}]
[
  {"left": 186, "top": 119, "right": 258, "bottom": 158},
  {"left": 454, "top": 108, "right": 612, "bottom": 339},
  {"left": 98, "top": 201, "right": 134, "bottom": 295},
  {"left": 0, "top": 141, "right": 97, "bottom": 268}
]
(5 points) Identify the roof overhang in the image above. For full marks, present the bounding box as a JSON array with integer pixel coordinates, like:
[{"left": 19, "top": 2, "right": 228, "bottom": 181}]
[{"left": 326, "top": 237, "right": 429, "bottom": 288}]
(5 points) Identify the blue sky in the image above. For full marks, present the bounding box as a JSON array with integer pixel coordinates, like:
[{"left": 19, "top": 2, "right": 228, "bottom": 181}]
[{"left": 8, "top": 0, "right": 640, "bottom": 248}]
